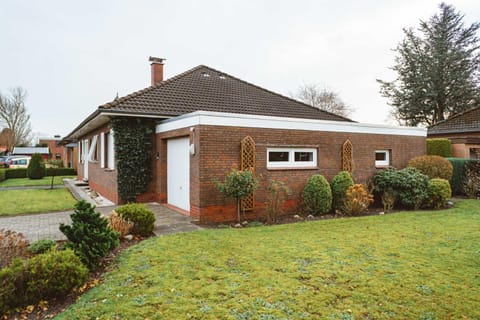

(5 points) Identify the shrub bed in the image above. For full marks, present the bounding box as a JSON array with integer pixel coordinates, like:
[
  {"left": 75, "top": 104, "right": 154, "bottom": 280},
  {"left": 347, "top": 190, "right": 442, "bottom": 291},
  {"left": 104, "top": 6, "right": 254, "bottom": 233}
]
[
  {"left": 408, "top": 155, "right": 453, "bottom": 180},
  {"left": 425, "top": 178, "right": 452, "bottom": 209},
  {"left": 331, "top": 171, "right": 354, "bottom": 213},
  {"left": 116, "top": 203, "right": 156, "bottom": 237},
  {"left": 302, "top": 174, "right": 332, "bottom": 215}
]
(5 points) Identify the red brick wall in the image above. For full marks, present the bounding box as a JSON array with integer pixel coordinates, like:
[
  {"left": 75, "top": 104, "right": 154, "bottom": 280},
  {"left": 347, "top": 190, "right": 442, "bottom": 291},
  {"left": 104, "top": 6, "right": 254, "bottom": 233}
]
[
  {"left": 39, "top": 139, "right": 64, "bottom": 160},
  {"left": 194, "top": 125, "right": 425, "bottom": 223},
  {"left": 76, "top": 126, "right": 119, "bottom": 204}
]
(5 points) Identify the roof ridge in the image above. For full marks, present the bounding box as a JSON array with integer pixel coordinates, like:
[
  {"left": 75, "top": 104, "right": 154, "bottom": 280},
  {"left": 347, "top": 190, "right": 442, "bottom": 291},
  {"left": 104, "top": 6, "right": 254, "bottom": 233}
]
[
  {"left": 99, "top": 65, "right": 206, "bottom": 110},
  {"left": 429, "top": 106, "right": 480, "bottom": 128},
  {"left": 198, "top": 65, "right": 353, "bottom": 122}
]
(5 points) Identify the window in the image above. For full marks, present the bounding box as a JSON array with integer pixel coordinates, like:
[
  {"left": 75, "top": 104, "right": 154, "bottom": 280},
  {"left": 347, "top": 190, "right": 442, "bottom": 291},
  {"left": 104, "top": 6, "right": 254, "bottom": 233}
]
[
  {"left": 267, "top": 148, "right": 317, "bottom": 168},
  {"left": 375, "top": 150, "right": 390, "bottom": 167},
  {"left": 55, "top": 153, "right": 61, "bottom": 160}
]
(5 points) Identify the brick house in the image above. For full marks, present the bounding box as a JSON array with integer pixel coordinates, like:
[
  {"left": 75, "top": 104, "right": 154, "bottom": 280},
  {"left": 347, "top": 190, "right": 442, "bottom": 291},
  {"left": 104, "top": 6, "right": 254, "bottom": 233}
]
[
  {"left": 428, "top": 107, "right": 480, "bottom": 159},
  {"left": 63, "top": 57, "right": 426, "bottom": 223}
]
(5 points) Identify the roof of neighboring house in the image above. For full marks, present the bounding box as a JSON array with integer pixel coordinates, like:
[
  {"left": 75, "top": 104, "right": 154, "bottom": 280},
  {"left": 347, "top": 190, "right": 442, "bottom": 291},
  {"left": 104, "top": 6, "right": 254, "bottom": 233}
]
[
  {"left": 428, "top": 107, "right": 480, "bottom": 135},
  {"left": 65, "top": 65, "right": 353, "bottom": 140},
  {"left": 12, "top": 147, "right": 49, "bottom": 155}
]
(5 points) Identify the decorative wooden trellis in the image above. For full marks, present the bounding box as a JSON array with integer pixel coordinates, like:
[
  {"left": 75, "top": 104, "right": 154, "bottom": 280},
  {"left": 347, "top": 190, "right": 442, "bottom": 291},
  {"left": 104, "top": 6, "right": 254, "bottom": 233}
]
[
  {"left": 240, "top": 136, "right": 256, "bottom": 211},
  {"left": 342, "top": 140, "right": 353, "bottom": 173}
]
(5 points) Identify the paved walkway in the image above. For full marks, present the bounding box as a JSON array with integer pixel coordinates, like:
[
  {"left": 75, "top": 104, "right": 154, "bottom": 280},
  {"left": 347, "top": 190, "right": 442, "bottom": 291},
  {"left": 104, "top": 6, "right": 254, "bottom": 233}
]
[
  {"left": 0, "top": 203, "right": 203, "bottom": 241},
  {"left": 0, "top": 178, "right": 203, "bottom": 241}
]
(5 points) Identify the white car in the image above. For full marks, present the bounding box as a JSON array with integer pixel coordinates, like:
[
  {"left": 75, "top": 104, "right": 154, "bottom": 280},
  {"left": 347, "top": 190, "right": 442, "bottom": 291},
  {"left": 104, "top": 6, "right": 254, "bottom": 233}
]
[{"left": 8, "top": 157, "right": 31, "bottom": 168}]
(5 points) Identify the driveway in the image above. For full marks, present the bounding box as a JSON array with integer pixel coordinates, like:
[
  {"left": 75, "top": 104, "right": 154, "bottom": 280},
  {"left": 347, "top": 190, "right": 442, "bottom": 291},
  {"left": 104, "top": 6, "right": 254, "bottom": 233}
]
[{"left": 0, "top": 203, "right": 203, "bottom": 242}]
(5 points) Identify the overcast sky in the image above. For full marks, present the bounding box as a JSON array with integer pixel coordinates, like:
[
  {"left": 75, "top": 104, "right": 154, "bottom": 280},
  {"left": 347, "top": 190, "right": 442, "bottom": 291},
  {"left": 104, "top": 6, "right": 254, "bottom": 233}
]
[{"left": 1, "top": 1, "right": 479, "bottom": 138}]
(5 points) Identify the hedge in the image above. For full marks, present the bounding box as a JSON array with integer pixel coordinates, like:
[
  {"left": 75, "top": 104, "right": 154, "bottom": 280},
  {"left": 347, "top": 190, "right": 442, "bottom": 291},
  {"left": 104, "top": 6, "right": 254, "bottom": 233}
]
[
  {"left": 426, "top": 138, "right": 452, "bottom": 157},
  {"left": 446, "top": 158, "right": 477, "bottom": 195},
  {"left": 0, "top": 169, "right": 5, "bottom": 182},
  {"left": 4, "top": 168, "right": 76, "bottom": 179}
]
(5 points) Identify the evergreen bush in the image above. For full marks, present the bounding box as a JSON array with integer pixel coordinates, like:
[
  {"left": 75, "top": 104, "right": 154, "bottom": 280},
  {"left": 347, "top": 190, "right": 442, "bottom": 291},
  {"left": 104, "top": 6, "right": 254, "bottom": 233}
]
[
  {"left": 408, "top": 155, "right": 453, "bottom": 180},
  {"left": 424, "top": 178, "right": 451, "bottom": 209},
  {"left": 27, "top": 153, "right": 46, "bottom": 179},
  {"left": 447, "top": 158, "right": 475, "bottom": 195},
  {"left": 46, "top": 167, "right": 76, "bottom": 176},
  {"left": 426, "top": 138, "right": 452, "bottom": 157},
  {"left": 5, "top": 168, "right": 27, "bottom": 179},
  {"left": 331, "top": 171, "right": 354, "bottom": 212},
  {"left": 372, "top": 167, "right": 429, "bottom": 209},
  {"left": 59, "top": 200, "right": 119, "bottom": 270},
  {"left": 0, "top": 169, "right": 5, "bottom": 182},
  {"left": 116, "top": 203, "right": 155, "bottom": 237},
  {"left": 302, "top": 174, "right": 332, "bottom": 215},
  {"left": 28, "top": 239, "right": 56, "bottom": 255},
  {"left": 0, "top": 249, "right": 88, "bottom": 315},
  {"left": 463, "top": 161, "right": 480, "bottom": 198}
]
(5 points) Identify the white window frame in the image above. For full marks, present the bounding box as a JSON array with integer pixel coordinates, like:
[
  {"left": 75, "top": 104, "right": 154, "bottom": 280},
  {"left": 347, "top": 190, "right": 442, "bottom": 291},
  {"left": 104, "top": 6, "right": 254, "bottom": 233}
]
[
  {"left": 88, "top": 135, "right": 98, "bottom": 162},
  {"left": 267, "top": 147, "right": 317, "bottom": 169},
  {"left": 107, "top": 130, "right": 115, "bottom": 170},
  {"left": 375, "top": 150, "right": 390, "bottom": 167},
  {"left": 100, "top": 132, "right": 105, "bottom": 168}
]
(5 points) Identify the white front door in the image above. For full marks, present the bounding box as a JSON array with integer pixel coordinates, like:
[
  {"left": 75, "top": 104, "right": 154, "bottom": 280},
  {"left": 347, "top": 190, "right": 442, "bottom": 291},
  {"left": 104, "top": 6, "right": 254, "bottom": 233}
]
[{"left": 167, "top": 137, "right": 190, "bottom": 212}]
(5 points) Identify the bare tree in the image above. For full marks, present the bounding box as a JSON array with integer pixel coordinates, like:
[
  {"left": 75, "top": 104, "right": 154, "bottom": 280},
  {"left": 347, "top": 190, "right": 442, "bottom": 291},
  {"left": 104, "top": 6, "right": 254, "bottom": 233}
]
[
  {"left": 0, "top": 87, "right": 32, "bottom": 152},
  {"left": 294, "top": 83, "right": 355, "bottom": 118}
]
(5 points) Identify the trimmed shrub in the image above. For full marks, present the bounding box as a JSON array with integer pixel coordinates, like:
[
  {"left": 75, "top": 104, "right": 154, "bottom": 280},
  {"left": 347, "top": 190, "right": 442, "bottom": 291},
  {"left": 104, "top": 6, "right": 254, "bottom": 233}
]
[
  {"left": 302, "top": 174, "right": 332, "bottom": 215},
  {"left": 116, "top": 203, "right": 156, "bottom": 237},
  {"left": 424, "top": 178, "right": 452, "bottom": 209},
  {"left": 464, "top": 161, "right": 480, "bottom": 198},
  {"left": 372, "top": 167, "right": 429, "bottom": 209},
  {"left": 0, "top": 229, "right": 30, "bottom": 269},
  {"left": 408, "top": 155, "right": 453, "bottom": 180},
  {"left": 28, "top": 239, "right": 56, "bottom": 255},
  {"left": 0, "top": 249, "right": 88, "bottom": 315},
  {"left": 331, "top": 171, "right": 354, "bottom": 212},
  {"left": 447, "top": 158, "right": 477, "bottom": 195},
  {"left": 108, "top": 210, "right": 134, "bottom": 237},
  {"left": 60, "top": 200, "right": 119, "bottom": 270},
  {"left": 0, "top": 169, "right": 5, "bottom": 182},
  {"left": 27, "top": 153, "right": 46, "bottom": 179},
  {"left": 5, "top": 168, "right": 27, "bottom": 179},
  {"left": 343, "top": 184, "right": 373, "bottom": 215},
  {"left": 426, "top": 138, "right": 452, "bottom": 157},
  {"left": 46, "top": 159, "right": 64, "bottom": 168},
  {"left": 46, "top": 167, "right": 76, "bottom": 176}
]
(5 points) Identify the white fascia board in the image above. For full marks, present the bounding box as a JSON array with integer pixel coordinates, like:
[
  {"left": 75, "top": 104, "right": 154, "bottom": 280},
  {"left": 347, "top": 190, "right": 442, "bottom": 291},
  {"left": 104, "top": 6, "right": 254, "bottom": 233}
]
[{"left": 156, "top": 111, "right": 427, "bottom": 137}]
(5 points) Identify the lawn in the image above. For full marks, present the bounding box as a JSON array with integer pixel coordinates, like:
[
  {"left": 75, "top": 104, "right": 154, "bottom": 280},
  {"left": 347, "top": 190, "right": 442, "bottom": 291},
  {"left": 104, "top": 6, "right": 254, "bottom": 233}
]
[
  {"left": 0, "top": 189, "right": 76, "bottom": 216},
  {"left": 0, "top": 176, "right": 76, "bottom": 188},
  {"left": 58, "top": 200, "right": 480, "bottom": 319}
]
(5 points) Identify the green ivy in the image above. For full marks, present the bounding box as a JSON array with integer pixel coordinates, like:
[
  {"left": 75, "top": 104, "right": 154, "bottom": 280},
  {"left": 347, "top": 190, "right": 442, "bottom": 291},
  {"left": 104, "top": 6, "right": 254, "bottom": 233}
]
[{"left": 111, "top": 117, "right": 154, "bottom": 202}]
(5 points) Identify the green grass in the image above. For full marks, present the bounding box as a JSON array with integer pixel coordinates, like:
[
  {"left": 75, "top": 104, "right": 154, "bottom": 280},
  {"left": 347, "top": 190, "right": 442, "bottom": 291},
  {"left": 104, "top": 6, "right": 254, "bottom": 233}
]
[
  {"left": 57, "top": 200, "right": 480, "bottom": 319},
  {"left": 0, "top": 176, "right": 75, "bottom": 188},
  {"left": 0, "top": 189, "right": 76, "bottom": 216}
]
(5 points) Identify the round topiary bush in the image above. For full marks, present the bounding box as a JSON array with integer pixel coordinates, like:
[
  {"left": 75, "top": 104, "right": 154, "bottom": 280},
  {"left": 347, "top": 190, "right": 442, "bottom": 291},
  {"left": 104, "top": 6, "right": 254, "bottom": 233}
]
[
  {"left": 425, "top": 178, "right": 452, "bottom": 209},
  {"left": 302, "top": 174, "right": 332, "bottom": 215},
  {"left": 408, "top": 155, "right": 453, "bottom": 180},
  {"left": 27, "top": 153, "right": 46, "bottom": 179},
  {"left": 331, "top": 171, "right": 354, "bottom": 213},
  {"left": 116, "top": 203, "right": 156, "bottom": 237}
]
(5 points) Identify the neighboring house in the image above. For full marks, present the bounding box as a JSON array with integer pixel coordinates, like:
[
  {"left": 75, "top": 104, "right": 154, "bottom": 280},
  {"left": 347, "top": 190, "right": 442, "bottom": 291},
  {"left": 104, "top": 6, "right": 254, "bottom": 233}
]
[
  {"left": 428, "top": 107, "right": 480, "bottom": 159},
  {"left": 38, "top": 135, "right": 77, "bottom": 169},
  {"left": 63, "top": 57, "right": 426, "bottom": 223},
  {"left": 11, "top": 147, "right": 49, "bottom": 160}
]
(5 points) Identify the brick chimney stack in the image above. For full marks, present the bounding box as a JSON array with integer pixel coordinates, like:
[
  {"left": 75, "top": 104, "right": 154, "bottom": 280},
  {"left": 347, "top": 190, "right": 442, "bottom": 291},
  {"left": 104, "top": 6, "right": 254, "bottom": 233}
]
[{"left": 149, "top": 56, "right": 166, "bottom": 86}]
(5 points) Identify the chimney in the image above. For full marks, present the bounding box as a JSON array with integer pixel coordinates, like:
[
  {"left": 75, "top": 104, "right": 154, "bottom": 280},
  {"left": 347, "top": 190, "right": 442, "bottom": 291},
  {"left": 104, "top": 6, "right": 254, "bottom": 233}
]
[{"left": 149, "top": 56, "right": 166, "bottom": 86}]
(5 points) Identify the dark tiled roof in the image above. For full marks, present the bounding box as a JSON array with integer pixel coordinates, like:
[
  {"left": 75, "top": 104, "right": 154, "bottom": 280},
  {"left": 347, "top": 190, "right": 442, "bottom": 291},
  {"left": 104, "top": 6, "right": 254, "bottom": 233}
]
[
  {"left": 428, "top": 107, "right": 480, "bottom": 135},
  {"left": 98, "top": 65, "right": 352, "bottom": 122}
]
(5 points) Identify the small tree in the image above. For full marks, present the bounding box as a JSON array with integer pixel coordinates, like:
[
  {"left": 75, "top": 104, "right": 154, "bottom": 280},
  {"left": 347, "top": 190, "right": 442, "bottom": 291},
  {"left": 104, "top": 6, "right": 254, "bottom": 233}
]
[
  {"left": 59, "top": 200, "right": 119, "bottom": 270},
  {"left": 27, "top": 153, "right": 45, "bottom": 179},
  {"left": 215, "top": 168, "right": 258, "bottom": 223},
  {"left": 265, "top": 179, "right": 290, "bottom": 224}
]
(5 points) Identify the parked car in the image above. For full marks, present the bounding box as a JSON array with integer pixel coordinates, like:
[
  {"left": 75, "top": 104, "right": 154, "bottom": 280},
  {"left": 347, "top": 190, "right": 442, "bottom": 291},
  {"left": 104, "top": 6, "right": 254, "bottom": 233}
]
[{"left": 7, "top": 156, "right": 31, "bottom": 168}]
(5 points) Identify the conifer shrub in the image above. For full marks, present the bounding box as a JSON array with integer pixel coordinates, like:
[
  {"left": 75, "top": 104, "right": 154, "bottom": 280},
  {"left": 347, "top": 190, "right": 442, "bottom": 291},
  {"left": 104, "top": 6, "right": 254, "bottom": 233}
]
[
  {"left": 0, "top": 249, "right": 88, "bottom": 315},
  {"left": 331, "top": 171, "right": 354, "bottom": 213},
  {"left": 116, "top": 203, "right": 155, "bottom": 237},
  {"left": 27, "top": 153, "right": 46, "bottom": 179},
  {"left": 302, "top": 174, "right": 332, "bottom": 215},
  {"left": 463, "top": 161, "right": 480, "bottom": 198},
  {"left": 408, "top": 155, "right": 453, "bottom": 180},
  {"left": 424, "top": 178, "right": 452, "bottom": 209},
  {"left": 59, "top": 200, "right": 119, "bottom": 270},
  {"left": 6, "top": 168, "right": 27, "bottom": 179},
  {"left": 343, "top": 184, "right": 374, "bottom": 216},
  {"left": 372, "top": 167, "right": 429, "bottom": 209},
  {"left": 447, "top": 158, "right": 472, "bottom": 195},
  {"left": 426, "top": 138, "right": 452, "bottom": 157}
]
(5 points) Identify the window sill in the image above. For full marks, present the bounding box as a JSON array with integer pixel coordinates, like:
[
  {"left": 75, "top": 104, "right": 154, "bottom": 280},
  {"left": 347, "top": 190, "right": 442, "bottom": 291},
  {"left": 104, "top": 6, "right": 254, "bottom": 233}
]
[
  {"left": 375, "top": 165, "right": 391, "bottom": 169},
  {"left": 267, "top": 166, "right": 319, "bottom": 171}
]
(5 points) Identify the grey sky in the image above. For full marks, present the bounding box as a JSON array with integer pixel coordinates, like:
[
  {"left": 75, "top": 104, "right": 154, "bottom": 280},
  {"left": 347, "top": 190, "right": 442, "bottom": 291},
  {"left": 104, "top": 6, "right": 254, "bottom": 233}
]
[{"left": 1, "top": 0, "right": 479, "bottom": 138}]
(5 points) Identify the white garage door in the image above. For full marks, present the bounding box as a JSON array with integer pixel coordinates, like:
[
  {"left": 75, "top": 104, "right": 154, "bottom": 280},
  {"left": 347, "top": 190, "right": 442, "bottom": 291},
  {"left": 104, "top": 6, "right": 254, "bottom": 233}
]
[{"left": 167, "top": 137, "right": 190, "bottom": 212}]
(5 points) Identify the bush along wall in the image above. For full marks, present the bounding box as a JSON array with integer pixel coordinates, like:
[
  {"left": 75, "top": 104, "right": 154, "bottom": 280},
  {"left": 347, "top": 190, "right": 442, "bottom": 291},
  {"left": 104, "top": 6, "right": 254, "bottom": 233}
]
[
  {"left": 111, "top": 117, "right": 154, "bottom": 203},
  {"left": 426, "top": 138, "right": 452, "bottom": 157},
  {"left": 447, "top": 158, "right": 477, "bottom": 195},
  {"left": 4, "top": 168, "right": 76, "bottom": 179}
]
